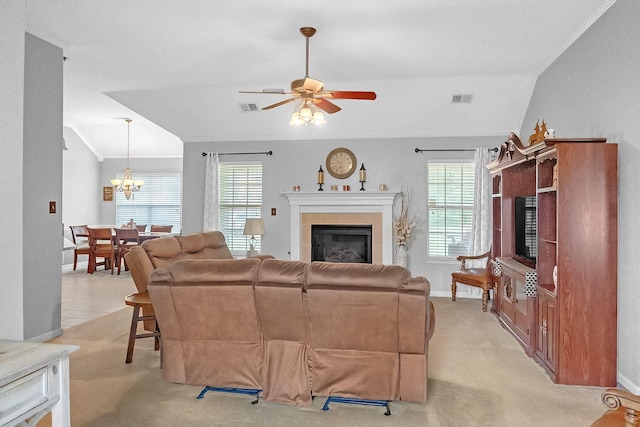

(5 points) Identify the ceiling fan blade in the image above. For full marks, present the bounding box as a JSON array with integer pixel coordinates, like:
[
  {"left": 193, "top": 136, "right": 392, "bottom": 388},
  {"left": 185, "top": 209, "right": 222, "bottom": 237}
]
[
  {"left": 261, "top": 97, "right": 299, "bottom": 110},
  {"left": 314, "top": 98, "right": 342, "bottom": 114},
  {"left": 239, "top": 90, "right": 292, "bottom": 95},
  {"left": 322, "top": 91, "right": 377, "bottom": 100}
]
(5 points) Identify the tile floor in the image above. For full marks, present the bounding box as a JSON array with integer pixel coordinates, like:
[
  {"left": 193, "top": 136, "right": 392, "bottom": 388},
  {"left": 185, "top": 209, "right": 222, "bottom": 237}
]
[{"left": 61, "top": 262, "right": 139, "bottom": 330}]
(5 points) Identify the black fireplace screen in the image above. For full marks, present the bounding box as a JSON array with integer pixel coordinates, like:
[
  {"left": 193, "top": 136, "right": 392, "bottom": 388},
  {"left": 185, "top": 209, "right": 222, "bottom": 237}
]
[{"left": 311, "top": 225, "right": 372, "bottom": 263}]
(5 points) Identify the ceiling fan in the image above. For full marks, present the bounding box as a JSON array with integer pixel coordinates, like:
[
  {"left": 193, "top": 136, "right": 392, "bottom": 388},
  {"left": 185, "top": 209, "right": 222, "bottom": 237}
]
[{"left": 239, "top": 27, "right": 377, "bottom": 125}]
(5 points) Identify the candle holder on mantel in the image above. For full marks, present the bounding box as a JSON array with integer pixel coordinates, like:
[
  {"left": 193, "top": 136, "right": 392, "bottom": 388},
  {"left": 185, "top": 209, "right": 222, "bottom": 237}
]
[
  {"left": 359, "top": 163, "right": 367, "bottom": 191},
  {"left": 317, "top": 165, "right": 325, "bottom": 191}
]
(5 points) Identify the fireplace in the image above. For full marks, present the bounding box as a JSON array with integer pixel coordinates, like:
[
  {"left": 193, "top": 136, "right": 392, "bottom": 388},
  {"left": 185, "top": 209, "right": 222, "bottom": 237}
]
[
  {"left": 312, "top": 225, "right": 372, "bottom": 263},
  {"left": 284, "top": 192, "right": 398, "bottom": 264}
]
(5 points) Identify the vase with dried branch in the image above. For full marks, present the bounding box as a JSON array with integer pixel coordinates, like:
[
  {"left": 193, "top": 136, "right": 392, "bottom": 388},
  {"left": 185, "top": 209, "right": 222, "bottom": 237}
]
[{"left": 394, "top": 189, "right": 418, "bottom": 267}]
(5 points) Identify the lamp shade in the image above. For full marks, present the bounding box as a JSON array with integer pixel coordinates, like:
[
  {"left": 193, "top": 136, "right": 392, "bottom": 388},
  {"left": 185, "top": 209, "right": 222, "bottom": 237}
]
[{"left": 243, "top": 218, "right": 265, "bottom": 236}]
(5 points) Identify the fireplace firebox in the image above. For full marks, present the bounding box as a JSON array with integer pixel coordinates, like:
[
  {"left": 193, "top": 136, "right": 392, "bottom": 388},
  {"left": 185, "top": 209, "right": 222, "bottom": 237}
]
[{"left": 311, "top": 225, "right": 372, "bottom": 264}]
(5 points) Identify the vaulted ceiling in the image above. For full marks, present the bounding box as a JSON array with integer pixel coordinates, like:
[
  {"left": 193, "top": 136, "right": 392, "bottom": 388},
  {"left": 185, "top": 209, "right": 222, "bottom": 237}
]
[{"left": 25, "top": 0, "right": 617, "bottom": 159}]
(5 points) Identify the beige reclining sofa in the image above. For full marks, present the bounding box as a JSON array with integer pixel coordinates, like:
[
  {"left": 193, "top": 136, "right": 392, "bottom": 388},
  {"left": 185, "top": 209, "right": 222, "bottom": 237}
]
[{"left": 146, "top": 254, "right": 436, "bottom": 408}]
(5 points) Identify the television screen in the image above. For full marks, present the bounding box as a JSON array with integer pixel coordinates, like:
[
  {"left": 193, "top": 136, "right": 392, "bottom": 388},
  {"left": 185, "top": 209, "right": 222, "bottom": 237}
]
[{"left": 515, "top": 196, "right": 537, "bottom": 262}]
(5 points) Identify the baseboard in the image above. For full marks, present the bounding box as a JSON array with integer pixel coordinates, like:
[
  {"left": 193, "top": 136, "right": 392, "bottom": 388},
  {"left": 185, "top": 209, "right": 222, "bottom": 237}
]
[
  {"left": 431, "top": 290, "right": 481, "bottom": 299},
  {"left": 28, "top": 328, "right": 63, "bottom": 343},
  {"left": 617, "top": 372, "right": 640, "bottom": 395},
  {"left": 62, "top": 261, "right": 88, "bottom": 273}
]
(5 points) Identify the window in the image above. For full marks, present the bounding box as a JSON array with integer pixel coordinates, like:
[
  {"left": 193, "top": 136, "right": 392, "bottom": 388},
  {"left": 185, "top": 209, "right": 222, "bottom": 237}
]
[
  {"left": 427, "top": 161, "right": 475, "bottom": 258},
  {"left": 115, "top": 173, "right": 182, "bottom": 231},
  {"left": 219, "top": 163, "right": 263, "bottom": 255}
]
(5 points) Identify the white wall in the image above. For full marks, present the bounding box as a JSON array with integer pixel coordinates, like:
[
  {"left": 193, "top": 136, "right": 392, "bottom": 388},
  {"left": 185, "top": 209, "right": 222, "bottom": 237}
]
[
  {"left": 63, "top": 127, "right": 101, "bottom": 226},
  {"left": 62, "top": 127, "right": 101, "bottom": 265},
  {"left": 521, "top": 0, "right": 640, "bottom": 392},
  {"left": 0, "top": 1, "right": 26, "bottom": 340},
  {"left": 182, "top": 136, "right": 499, "bottom": 297},
  {"left": 22, "top": 32, "right": 64, "bottom": 341}
]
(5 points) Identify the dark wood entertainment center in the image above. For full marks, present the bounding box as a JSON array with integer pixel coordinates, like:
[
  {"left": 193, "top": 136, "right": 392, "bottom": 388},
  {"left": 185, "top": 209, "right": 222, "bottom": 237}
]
[{"left": 487, "top": 133, "right": 618, "bottom": 387}]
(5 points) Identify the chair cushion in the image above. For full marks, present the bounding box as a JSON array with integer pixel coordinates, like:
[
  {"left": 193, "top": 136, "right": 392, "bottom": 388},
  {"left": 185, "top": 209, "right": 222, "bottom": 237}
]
[{"left": 452, "top": 268, "right": 493, "bottom": 285}]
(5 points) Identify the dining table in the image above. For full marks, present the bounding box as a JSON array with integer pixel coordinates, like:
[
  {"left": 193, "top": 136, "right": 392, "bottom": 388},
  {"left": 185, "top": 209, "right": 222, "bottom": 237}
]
[{"left": 85, "top": 226, "right": 175, "bottom": 273}]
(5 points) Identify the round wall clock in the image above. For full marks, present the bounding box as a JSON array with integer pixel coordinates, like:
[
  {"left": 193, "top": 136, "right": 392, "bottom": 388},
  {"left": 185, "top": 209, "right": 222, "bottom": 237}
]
[{"left": 326, "top": 147, "right": 357, "bottom": 179}]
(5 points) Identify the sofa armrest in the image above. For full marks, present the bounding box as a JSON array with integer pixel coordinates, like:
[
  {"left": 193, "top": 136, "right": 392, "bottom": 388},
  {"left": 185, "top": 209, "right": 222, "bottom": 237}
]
[
  {"left": 125, "top": 246, "right": 155, "bottom": 293},
  {"left": 427, "top": 301, "right": 436, "bottom": 341}
]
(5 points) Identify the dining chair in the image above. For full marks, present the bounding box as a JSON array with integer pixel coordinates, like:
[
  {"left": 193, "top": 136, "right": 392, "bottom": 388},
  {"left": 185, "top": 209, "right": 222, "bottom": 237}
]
[
  {"left": 69, "top": 225, "right": 91, "bottom": 271},
  {"left": 88, "top": 228, "right": 116, "bottom": 274},
  {"left": 150, "top": 225, "right": 173, "bottom": 232},
  {"left": 115, "top": 228, "right": 140, "bottom": 275},
  {"left": 136, "top": 224, "right": 147, "bottom": 232}
]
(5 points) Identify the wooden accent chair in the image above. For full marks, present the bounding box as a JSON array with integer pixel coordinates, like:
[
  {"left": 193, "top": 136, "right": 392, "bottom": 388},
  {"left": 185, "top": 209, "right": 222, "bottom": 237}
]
[
  {"left": 69, "top": 225, "right": 90, "bottom": 271},
  {"left": 451, "top": 250, "right": 494, "bottom": 312},
  {"left": 135, "top": 224, "right": 147, "bottom": 232},
  {"left": 150, "top": 225, "right": 173, "bottom": 232},
  {"left": 115, "top": 228, "right": 140, "bottom": 275},
  {"left": 592, "top": 388, "right": 640, "bottom": 426},
  {"left": 88, "top": 228, "right": 116, "bottom": 274}
]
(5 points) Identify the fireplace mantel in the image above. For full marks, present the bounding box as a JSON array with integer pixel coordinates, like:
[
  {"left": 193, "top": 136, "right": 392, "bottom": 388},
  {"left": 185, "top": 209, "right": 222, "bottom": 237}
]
[{"left": 284, "top": 191, "right": 398, "bottom": 264}]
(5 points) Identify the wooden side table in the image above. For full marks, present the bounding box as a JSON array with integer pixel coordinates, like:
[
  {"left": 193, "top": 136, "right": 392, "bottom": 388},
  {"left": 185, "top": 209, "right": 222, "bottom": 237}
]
[{"left": 0, "top": 340, "right": 79, "bottom": 426}]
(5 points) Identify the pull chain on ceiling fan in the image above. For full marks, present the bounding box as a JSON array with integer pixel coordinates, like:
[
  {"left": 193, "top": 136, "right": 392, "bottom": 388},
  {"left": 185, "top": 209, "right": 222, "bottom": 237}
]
[{"left": 239, "top": 27, "right": 377, "bottom": 125}]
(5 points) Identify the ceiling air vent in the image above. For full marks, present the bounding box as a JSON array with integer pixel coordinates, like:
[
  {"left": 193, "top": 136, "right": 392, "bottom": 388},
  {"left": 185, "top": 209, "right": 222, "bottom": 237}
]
[
  {"left": 451, "top": 94, "right": 473, "bottom": 104},
  {"left": 239, "top": 103, "right": 259, "bottom": 112}
]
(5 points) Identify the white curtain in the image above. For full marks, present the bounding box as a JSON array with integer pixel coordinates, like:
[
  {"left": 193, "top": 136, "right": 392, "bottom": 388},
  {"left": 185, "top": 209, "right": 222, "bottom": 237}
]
[
  {"left": 203, "top": 152, "right": 219, "bottom": 231},
  {"left": 468, "top": 147, "right": 494, "bottom": 267}
]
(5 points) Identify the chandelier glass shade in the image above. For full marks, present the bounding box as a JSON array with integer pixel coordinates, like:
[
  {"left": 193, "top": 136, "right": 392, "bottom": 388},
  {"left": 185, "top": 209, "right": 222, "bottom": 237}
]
[
  {"left": 290, "top": 100, "right": 326, "bottom": 126},
  {"left": 110, "top": 119, "right": 143, "bottom": 200}
]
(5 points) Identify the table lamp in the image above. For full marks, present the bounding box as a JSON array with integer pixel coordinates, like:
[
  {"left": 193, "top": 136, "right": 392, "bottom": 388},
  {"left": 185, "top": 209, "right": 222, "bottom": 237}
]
[{"left": 243, "top": 218, "right": 265, "bottom": 258}]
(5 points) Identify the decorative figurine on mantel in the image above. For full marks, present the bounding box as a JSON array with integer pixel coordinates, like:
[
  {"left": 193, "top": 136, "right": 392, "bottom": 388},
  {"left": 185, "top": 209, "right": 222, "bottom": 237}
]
[
  {"left": 317, "top": 166, "right": 324, "bottom": 191},
  {"left": 528, "top": 120, "right": 549, "bottom": 145},
  {"left": 359, "top": 163, "right": 367, "bottom": 191}
]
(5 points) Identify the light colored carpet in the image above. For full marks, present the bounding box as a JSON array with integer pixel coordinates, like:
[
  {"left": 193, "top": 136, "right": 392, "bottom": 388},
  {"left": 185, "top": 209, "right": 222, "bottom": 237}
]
[{"left": 39, "top": 297, "right": 607, "bottom": 426}]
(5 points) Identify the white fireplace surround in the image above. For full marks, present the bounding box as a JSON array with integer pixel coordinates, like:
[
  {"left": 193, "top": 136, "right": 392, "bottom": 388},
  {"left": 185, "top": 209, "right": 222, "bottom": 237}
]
[{"left": 284, "top": 191, "right": 398, "bottom": 264}]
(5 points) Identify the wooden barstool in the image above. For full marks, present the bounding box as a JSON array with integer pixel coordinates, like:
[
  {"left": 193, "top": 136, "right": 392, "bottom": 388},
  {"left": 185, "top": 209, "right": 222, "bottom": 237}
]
[{"left": 124, "top": 291, "right": 161, "bottom": 364}]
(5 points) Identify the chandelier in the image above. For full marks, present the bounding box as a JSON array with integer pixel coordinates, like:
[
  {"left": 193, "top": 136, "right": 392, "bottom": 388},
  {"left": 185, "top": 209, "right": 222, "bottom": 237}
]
[
  {"left": 290, "top": 99, "right": 326, "bottom": 126},
  {"left": 110, "top": 118, "right": 143, "bottom": 200}
]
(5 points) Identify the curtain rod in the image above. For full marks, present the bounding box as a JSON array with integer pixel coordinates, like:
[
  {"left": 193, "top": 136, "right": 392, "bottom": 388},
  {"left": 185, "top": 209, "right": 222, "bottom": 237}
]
[
  {"left": 415, "top": 147, "right": 499, "bottom": 153},
  {"left": 202, "top": 150, "right": 273, "bottom": 156}
]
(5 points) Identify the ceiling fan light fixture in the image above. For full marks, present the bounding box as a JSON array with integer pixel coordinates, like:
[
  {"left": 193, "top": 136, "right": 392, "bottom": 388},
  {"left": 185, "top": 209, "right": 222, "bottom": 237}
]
[
  {"left": 312, "top": 110, "right": 326, "bottom": 125},
  {"left": 290, "top": 101, "right": 325, "bottom": 126},
  {"left": 300, "top": 104, "right": 313, "bottom": 121},
  {"left": 289, "top": 111, "right": 302, "bottom": 125}
]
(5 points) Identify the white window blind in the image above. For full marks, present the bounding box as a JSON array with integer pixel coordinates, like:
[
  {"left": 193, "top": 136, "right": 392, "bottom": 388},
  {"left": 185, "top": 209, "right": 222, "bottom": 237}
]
[
  {"left": 219, "top": 163, "right": 263, "bottom": 255},
  {"left": 427, "top": 162, "right": 475, "bottom": 258},
  {"left": 115, "top": 173, "right": 182, "bottom": 232}
]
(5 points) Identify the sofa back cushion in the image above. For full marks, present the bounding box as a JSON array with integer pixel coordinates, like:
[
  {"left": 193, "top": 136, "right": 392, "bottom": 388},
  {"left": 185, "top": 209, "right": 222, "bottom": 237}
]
[
  {"left": 306, "top": 262, "right": 411, "bottom": 400},
  {"left": 256, "top": 259, "right": 308, "bottom": 342},
  {"left": 306, "top": 262, "right": 410, "bottom": 353},
  {"left": 148, "top": 258, "right": 262, "bottom": 388},
  {"left": 142, "top": 230, "right": 232, "bottom": 269}
]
